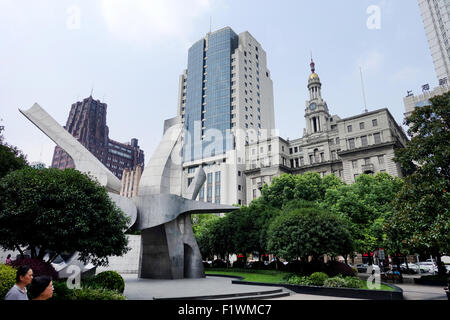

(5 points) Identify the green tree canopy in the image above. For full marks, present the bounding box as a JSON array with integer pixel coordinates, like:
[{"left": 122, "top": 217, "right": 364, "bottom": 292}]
[
  {"left": 0, "top": 167, "right": 130, "bottom": 267},
  {"left": 321, "top": 173, "right": 403, "bottom": 256},
  {"left": 387, "top": 93, "right": 450, "bottom": 275},
  {"left": 267, "top": 206, "right": 354, "bottom": 262},
  {"left": 0, "top": 125, "right": 27, "bottom": 179},
  {"left": 261, "top": 172, "right": 343, "bottom": 208}
]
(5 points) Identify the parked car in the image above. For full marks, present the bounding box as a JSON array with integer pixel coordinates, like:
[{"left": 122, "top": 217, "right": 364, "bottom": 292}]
[{"left": 356, "top": 264, "right": 368, "bottom": 273}]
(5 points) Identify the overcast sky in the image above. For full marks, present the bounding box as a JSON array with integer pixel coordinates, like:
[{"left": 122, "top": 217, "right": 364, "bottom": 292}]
[{"left": 0, "top": 0, "right": 436, "bottom": 166}]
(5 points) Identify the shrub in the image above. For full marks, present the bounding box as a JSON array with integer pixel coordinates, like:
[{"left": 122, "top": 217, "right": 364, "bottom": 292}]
[
  {"left": 232, "top": 260, "right": 246, "bottom": 269},
  {"left": 212, "top": 259, "right": 228, "bottom": 268},
  {"left": 52, "top": 280, "right": 74, "bottom": 300},
  {"left": 0, "top": 264, "right": 17, "bottom": 299},
  {"left": 286, "top": 275, "right": 313, "bottom": 286},
  {"left": 10, "top": 258, "right": 59, "bottom": 280},
  {"left": 324, "top": 276, "right": 347, "bottom": 288},
  {"left": 70, "top": 287, "right": 126, "bottom": 300},
  {"left": 343, "top": 276, "right": 363, "bottom": 288},
  {"left": 86, "top": 271, "right": 124, "bottom": 293},
  {"left": 309, "top": 272, "right": 329, "bottom": 286}
]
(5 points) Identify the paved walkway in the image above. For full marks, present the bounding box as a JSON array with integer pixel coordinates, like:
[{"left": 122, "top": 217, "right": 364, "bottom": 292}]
[
  {"left": 395, "top": 283, "right": 447, "bottom": 300},
  {"left": 122, "top": 274, "right": 447, "bottom": 300},
  {"left": 122, "top": 274, "right": 287, "bottom": 300}
]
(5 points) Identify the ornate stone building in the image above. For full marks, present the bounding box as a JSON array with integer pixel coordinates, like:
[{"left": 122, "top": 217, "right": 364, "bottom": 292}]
[
  {"left": 51, "top": 96, "right": 145, "bottom": 179},
  {"left": 244, "top": 60, "right": 409, "bottom": 204}
]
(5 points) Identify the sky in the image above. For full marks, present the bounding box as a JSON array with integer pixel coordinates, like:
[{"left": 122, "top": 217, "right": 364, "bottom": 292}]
[{"left": 0, "top": 0, "right": 437, "bottom": 166}]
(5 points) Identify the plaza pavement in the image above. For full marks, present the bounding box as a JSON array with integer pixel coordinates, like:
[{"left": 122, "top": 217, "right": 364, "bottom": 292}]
[{"left": 123, "top": 274, "right": 447, "bottom": 300}]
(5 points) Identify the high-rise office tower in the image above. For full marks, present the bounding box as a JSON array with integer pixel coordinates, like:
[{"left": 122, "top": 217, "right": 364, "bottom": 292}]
[
  {"left": 418, "top": 0, "right": 450, "bottom": 83},
  {"left": 51, "top": 96, "right": 145, "bottom": 180},
  {"left": 177, "top": 27, "right": 275, "bottom": 205}
]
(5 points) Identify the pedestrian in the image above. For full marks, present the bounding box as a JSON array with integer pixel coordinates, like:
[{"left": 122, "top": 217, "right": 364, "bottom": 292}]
[
  {"left": 5, "top": 254, "right": 12, "bottom": 265},
  {"left": 4, "top": 265, "right": 33, "bottom": 300},
  {"left": 29, "top": 276, "right": 53, "bottom": 300}
]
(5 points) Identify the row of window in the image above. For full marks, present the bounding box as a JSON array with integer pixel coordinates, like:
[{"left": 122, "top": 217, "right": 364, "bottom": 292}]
[
  {"left": 347, "top": 119, "right": 378, "bottom": 133},
  {"left": 348, "top": 132, "right": 382, "bottom": 149}
]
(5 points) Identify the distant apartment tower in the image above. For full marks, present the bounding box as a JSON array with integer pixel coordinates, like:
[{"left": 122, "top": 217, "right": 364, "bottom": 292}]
[
  {"left": 418, "top": 0, "right": 450, "bottom": 83},
  {"left": 51, "top": 96, "right": 145, "bottom": 180},
  {"left": 177, "top": 27, "right": 275, "bottom": 205}
]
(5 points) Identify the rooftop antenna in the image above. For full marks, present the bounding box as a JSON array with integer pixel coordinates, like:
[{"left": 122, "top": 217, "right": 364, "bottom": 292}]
[
  {"left": 90, "top": 83, "right": 94, "bottom": 98},
  {"left": 209, "top": 16, "right": 212, "bottom": 33},
  {"left": 360, "top": 67, "right": 368, "bottom": 113}
]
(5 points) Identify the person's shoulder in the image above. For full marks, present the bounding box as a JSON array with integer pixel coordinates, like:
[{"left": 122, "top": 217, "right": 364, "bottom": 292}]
[{"left": 4, "top": 286, "right": 18, "bottom": 300}]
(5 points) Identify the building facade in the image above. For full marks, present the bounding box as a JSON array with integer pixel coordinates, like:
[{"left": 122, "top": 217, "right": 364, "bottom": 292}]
[
  {"left": 51, "top": 96, "right": 145, "bottom": 180},
  {"left": 178, "top": 27, "right": 276, "bottom": 205},
  {"left": 418, "top": 0, "right": 450, "bottom": 83},
  {"left": 404, "top": 83, "right": 450, "bottom": 119},
  {"left": 245, "top": 61, "right": 409, "bottom": 204},
  {"left": 120, "top": 165, "right": 143, "bottom": 198}
]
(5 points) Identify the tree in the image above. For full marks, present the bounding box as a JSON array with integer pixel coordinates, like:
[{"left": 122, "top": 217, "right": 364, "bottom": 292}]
[
  {"left": 230, "top": 199, "right": 280, "bottom": 260},
  {"left": 0, "top": 125, "right": 27, "bottom": 179},
  {"left": 321, "top": 173, "right": 403, "bottom": 264},
  {"left": 261, "top": 172, "right": 343, "bottom": 208},
  {"left": 0, "top": 167, "right": 130, "bottom": 267},
  {"left": 389, "top": 92, "right": 450, "bottom": 276},
  {"left": 267, "top": 206, "right": 354, "bottom": 263}
]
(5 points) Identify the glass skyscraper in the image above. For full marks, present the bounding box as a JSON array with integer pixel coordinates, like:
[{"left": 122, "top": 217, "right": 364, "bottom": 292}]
[
  {"left": 178, "top": 27, "right": 275, "bottom": 206},
  {"left": 183, "top": 27, "right": 238, "bottom": 162}
]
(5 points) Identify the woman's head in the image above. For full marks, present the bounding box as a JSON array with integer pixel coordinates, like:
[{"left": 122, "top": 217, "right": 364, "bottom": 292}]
[
  {"left": 16, "top": 265, "right": 33, "bottom": 285},
  {"left": 6, "top": 254, "right": 11, "bottom": 259},
  {"left": 29, "top": 276, "right": 53, "bottom": 300}
]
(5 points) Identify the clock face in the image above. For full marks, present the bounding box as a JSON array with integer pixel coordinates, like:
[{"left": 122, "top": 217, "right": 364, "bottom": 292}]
[{"left": 309, "top": 103, "right": 317, "bottom": 111}]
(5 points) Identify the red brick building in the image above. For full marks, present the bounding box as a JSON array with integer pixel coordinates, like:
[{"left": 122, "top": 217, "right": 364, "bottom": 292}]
[{"left": 51, "top": 96, "right": 144, "bottom": 179}]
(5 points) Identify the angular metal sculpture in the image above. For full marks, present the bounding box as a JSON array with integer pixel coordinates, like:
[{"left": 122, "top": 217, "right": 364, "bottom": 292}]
[{"left": 20, "top": 103, "right": 237, "bottom": 279}]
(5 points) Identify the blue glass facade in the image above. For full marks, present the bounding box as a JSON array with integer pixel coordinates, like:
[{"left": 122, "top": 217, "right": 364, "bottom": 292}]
[{"left": 184, "top": 28, "right": 238, "bottom": 162}]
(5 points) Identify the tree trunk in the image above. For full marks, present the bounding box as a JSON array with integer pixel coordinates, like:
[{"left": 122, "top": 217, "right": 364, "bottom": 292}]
[
  {"left": 344, "top": 255, "right": 348, "bottom": 265},
  {"left": 30, "top": 246, "right": 36, "bottom": 259},
  {"left": 37, "top": 248, "right": 47, "bottom": 260},
  {"left": 395, "top": 252, "right": 401, "bottom": 274},
  {"left": 15, "top": 245, "right": 24, "bottom": 259}
]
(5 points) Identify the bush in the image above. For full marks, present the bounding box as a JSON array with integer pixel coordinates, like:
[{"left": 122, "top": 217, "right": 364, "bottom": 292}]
[
  {"left": 309, "top": 272, "right": 329, "bottom": 286},
  {"left": 0, "top": 264, "right": 17, "bottom": 299},
  {"left": 70, "top": 287, "right": 126, "bottom": 300},
  {"left": 212, "top": 259, "right": 228, "bottom": 268},
  {"left": 324, "top": 276, "right": 347, "bottom": 288},
  {"left": 52, "top": 280, "right": 74, "bottom": 300},
  {"left": 232, "top": 260, "right": 246, "bottom": 269},
  {"left": 10, "top": 258, "right": 59, "bottom": 280},
  {"left": 86, "top": 271, "right": 124, "bottom": 293},
  {"left": 286, "top": 275, "right": 313, "bottom": 286},
  {"left": 265, "top": 260, "right": 286, "bottom": 271},
  {"left": 343, "top": 276, "right": 363, "bottom": 289},
  {"left": 51, "top": 279, "right": 126, "bottom": 300}
]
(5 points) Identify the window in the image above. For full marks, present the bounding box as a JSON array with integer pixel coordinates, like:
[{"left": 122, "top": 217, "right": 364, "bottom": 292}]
[
  {"left": 348, "top": 138, "right": 356, "bottom": 149},
  {"left": 372, "top": 119, "right": 378, "bottom": 127},
  {"left": 188, "top": 177, "right": 194, "bottom": 186},
  {"left": 347, "top": 125, "right": 353, "bottom": 133},
  {"left": 268, "top": 145, "right": 272, "bottom": 152},
  {"left": 289, "top": 148, "right": 293, "bottom": 154},
  {"left": 290, "top": 159, "right": 294, "bottom": 168},
  {"left": 352, "top": 160, "right": 358, "bottom": 169},
  {"left": 320, "top": 153, "right": 325, "bottom": 162},
  {"left": 360, "top": 122, "right": 365, "bottom": 130},
  {"left": 238, "top": 171, "right": 242, "bottom": 176},
  {"left": 300, "top": 157, "right": 304, "bottom": 166},
  {"left": 378, "top": 155, "right": 385, "bottom": 165},
  {"left": 374, "top": 133, "right": 381, "bottom": 144},
  {"left": 336, "top": 137, "right": 340, "bottom": 145},
  {"left": 238, "top": 185, "right": 242, "bottom": 191},
  {"left": 361, "top": 136, "right": 368, "bottom": 147},
  {"left": 294, "top": 147, "right": 298, "bottom": 153}
]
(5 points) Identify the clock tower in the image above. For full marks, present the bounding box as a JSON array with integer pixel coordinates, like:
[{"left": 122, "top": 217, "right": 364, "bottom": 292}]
[{"left": 305, "top": 59, "right": 331, "bottom": 136}]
